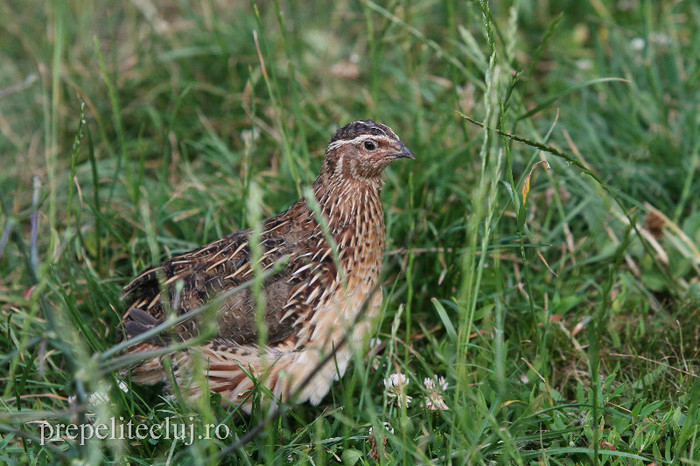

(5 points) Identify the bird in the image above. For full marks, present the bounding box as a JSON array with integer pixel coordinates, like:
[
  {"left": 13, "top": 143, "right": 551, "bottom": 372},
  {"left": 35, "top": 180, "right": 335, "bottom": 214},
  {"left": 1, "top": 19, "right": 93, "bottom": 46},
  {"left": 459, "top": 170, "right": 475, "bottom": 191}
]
[{"left": 119, "top": 120, "right": 414, "bottom": 412}]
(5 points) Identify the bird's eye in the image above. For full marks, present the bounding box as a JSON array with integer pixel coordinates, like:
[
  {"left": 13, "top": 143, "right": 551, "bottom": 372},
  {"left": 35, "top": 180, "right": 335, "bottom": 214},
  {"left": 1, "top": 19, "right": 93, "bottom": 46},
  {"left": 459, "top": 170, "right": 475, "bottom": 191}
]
[{"left": 364, "top": 140, "right": 377, "bottom": 151}]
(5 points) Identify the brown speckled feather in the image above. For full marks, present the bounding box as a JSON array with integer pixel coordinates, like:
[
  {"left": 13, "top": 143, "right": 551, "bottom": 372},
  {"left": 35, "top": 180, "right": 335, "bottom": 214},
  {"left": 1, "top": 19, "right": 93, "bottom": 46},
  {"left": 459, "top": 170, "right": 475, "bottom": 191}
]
[
  {"left": 119, "top": 120, "right": 414, "bottom": 411},
  {"left": 122, "top": 201, "right": 319, "bottom": 346}
]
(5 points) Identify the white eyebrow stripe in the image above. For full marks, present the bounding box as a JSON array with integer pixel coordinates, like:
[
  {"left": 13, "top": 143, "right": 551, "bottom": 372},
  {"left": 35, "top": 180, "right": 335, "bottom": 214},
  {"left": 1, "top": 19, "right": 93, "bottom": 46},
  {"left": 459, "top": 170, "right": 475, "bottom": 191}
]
[{"left": 326, "top": 134, "right": 394, "bottom": 152}]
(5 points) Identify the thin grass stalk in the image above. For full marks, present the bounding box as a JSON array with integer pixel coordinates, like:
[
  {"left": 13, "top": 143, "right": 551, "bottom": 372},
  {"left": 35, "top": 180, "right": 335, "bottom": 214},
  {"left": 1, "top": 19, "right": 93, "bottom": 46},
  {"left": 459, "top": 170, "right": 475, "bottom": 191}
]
[
  {"left": 3, "top": 177, "right": 46, "bottom": 400},
  {"left": 589, "top": 223, "right": 634, "bottom": 462},
  {"left": 47, "top": 0, "right": 65, "bottom": 240},
  {"left": 361, "top": 0, "right": 379, "bottom": 108},
  {"left": 244, "top": 180, "right": 275, "bottom": 461},
  {"left": 251, "top": 4, "right": 302, "bottom": 195},
  {"left": 273, "top": 0, "right": 311, "bottom": 183},
  {"left": 94, "top": 37, "right": 126, "bottom": 202},
  {"left": 454, "top": 50, "right": 504, "bottom": 457},
  {"left": 84, "top": 122, "right": 103, "bottom": 264},
  {"left": 66, "top": 102, "right": 86, "bottom": 230}
]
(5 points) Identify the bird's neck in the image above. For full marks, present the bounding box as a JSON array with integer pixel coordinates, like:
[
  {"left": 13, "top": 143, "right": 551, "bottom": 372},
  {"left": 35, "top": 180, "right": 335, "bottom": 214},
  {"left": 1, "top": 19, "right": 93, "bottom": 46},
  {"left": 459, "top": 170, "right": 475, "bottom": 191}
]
[
  {"left": 312, "top": 173, "right": 385, "bottom": 232},
  {"left": 307, "top": 173, "right": 386, "bottom": 281}
]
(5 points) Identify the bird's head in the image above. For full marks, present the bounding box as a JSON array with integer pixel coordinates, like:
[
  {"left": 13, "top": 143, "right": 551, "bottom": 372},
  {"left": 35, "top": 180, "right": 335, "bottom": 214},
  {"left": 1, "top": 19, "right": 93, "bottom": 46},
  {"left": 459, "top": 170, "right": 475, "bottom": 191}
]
[{"left": 321, "top": 120, "right": 414, "bottom": 182}]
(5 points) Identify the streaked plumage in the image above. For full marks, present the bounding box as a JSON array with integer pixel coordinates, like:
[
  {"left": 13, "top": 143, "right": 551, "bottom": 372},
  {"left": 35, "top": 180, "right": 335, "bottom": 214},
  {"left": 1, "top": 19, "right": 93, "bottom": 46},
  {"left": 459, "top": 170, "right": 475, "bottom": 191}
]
[{"left": 120, "top": 120, "right": 414, "bottom": 411}]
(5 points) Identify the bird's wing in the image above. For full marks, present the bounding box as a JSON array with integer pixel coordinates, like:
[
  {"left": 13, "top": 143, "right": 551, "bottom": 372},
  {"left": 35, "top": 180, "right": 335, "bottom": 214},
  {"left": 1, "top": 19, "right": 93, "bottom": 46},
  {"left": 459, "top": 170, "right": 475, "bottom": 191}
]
[{"left": 120, "top": 220, "right": 313, "bottom": 347}]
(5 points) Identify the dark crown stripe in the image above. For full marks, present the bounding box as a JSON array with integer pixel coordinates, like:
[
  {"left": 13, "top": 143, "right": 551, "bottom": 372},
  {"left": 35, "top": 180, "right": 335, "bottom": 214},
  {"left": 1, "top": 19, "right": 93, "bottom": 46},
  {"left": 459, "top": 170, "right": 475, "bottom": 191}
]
[{"left": 329, "top": 120, "right": 396, "bottom": 144}]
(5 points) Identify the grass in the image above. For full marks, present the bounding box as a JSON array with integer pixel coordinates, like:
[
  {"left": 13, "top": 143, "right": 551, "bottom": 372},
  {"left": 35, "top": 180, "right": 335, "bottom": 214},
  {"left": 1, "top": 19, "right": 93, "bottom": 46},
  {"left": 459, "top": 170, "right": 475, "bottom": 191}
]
[{"left": 1, "top": 0, "right": 699, "bottom": 463}]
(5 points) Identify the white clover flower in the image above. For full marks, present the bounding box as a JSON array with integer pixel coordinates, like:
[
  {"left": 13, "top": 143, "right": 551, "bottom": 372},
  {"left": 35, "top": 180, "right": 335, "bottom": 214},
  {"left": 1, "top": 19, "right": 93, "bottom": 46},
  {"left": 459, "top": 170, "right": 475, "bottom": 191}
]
[
  {"left": 384, "top": 372, "right": 409, "bottom": 389},
  {"left": 383, "top": 372, "right": 411, "bottom": 407},
  {"left": 422, "top": 375, "right": 448, "bottom": 391},
  {"left": 241, "top": 127, "right": 260, "bottom": 147},
  {"left": 576, "top": 59, "right": 593, "bottom": 71},
  {"left": 423, "top": 375, "right": 449, "bottom": 411},
  {"left": 630, "top": 38, "right": 645, "bottom": 51}
]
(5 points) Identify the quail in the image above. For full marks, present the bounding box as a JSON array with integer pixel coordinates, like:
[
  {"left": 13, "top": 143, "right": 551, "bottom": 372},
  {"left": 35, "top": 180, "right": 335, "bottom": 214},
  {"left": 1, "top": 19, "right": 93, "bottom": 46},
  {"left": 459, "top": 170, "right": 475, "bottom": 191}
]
[{"left": 120, "top": 120, "right": 414, "bottom": 411}]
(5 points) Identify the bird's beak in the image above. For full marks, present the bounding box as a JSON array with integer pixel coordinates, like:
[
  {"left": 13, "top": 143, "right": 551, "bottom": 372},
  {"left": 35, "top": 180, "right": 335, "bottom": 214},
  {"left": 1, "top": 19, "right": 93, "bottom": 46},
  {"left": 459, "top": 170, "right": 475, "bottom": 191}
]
[{"left": 390, "top": 141, "right": 415, "bottom": 160}]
